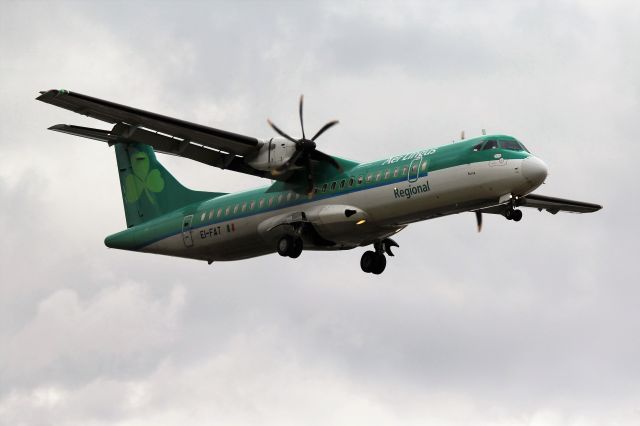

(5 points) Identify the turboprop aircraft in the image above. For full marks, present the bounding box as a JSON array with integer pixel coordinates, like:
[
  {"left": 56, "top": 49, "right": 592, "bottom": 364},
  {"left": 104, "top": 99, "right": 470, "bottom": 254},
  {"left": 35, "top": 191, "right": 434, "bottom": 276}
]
[{"left": 37, "top": 89, "right": 601, "bottom": 274}]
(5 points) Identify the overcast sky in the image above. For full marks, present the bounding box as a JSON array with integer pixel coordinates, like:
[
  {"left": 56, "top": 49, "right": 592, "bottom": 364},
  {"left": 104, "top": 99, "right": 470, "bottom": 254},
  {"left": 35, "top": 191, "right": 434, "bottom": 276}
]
[{"left": 1, "top": 1, "right": 638, "bottom": 425}]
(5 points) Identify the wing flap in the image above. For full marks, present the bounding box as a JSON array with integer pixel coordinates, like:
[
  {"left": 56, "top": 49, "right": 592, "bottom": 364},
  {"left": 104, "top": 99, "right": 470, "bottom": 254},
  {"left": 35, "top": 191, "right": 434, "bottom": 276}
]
[{"left": 49, "top": 124, "right": 269, "bottom": 179}]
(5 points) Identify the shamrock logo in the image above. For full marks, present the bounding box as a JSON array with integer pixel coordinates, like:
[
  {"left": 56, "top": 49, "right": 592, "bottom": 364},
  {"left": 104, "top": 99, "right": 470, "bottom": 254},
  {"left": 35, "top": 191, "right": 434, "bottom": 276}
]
[{"left": 124, "top": 151, "right": 165, "bottom": 204}]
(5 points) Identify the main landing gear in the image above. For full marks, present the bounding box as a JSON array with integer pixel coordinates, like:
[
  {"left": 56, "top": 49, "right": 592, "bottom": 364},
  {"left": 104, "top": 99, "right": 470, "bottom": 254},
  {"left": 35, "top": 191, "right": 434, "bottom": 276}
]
[
  {"left": 277, "top": 235, "right": 303, "bottom": 258},
  {"left": 360, "top": 238, "right": 398, "bottom": 275}
]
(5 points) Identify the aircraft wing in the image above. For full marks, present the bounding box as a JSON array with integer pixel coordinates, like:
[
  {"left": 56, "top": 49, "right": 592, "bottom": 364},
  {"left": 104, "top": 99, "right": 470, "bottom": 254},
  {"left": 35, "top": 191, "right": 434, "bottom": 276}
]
[
  {"left": 37, "top": 89, "right": 358, "bottom": 184},
  {"left": 477, "top": 193, "right": 602, "bottom": 216},
  {"left": 37, "top": 89, "right": 260, "bottom": 155},
  {"left": 515, "top": 193, "right": 602, "bottom": 214}
]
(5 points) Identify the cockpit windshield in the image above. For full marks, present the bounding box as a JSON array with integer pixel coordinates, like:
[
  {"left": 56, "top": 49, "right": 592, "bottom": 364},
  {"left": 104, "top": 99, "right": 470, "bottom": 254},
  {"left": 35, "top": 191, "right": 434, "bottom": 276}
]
[
  {"left": 472, "top": 138, "right": 531, "bottom": 153},
  {"left": 499, "top": 139, "right": 530, "bottom": 153}
]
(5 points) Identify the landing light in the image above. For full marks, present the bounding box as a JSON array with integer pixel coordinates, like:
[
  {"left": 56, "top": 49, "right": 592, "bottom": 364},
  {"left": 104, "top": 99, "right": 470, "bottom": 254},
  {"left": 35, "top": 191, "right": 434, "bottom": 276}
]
[{"left": 356, "top": 219, "right": 366, "bottom": 225}]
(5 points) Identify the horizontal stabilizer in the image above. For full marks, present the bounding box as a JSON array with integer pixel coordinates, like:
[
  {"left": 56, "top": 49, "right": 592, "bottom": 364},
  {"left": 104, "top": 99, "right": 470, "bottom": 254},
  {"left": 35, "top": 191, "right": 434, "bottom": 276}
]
[{"left": 49, "top": 124, "right": 116, "bottom": 143}]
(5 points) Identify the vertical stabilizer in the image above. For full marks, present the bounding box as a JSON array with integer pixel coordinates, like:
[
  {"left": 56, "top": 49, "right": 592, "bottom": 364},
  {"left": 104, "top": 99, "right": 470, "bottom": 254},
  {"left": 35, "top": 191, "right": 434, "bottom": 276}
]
[{"left": 114, "top": 143, "right": 225, "bottom": 227}]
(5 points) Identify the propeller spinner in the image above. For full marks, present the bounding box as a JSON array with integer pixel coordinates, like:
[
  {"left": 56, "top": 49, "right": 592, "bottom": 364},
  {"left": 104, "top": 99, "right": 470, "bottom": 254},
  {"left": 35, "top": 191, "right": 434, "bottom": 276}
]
[{"left": 268, "top": 95, "right": 341, "bottom": 194}]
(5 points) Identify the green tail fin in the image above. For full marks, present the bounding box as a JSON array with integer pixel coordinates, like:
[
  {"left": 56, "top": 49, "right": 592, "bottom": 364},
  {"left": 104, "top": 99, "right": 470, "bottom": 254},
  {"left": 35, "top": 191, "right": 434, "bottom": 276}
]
[{"left": 115, "top": 143, "right": 225, "bottom": 227}]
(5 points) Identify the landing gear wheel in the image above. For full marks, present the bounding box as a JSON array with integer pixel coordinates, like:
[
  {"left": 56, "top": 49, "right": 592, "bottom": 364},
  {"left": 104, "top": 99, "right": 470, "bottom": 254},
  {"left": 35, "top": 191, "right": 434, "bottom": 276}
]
[
  {"left": 512, "top": 209, "right": 523, "bottom": 222},
  {"left": 371, "top": 253, "right": 386, "bottom": 275},
  {"left": 289, "top": 237, "right": 303, "bottom": 258},
  {"left": 360, "top": 251, "right": 387, "bottom": 274},
  {"left": 505, "top": 208, "right": 513, "bottom": 220},
  {"left": 277, "top": 235, "right": 293, "bottom": 257},
  {"left": 360, "top": 250, "right": 377, "bottom": 273}
]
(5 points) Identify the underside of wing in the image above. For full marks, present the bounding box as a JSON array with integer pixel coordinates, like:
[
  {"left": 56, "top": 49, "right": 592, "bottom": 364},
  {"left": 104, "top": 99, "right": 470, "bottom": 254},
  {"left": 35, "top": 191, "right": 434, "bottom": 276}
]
[{"left": 516, "top": 193, "right": 602, "bottom": 214}]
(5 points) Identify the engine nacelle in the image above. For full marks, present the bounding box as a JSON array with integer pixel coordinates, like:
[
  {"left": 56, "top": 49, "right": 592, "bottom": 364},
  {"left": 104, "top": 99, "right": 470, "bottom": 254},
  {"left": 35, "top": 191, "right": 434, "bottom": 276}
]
[
  {"left": 244, "top": 137, "right": 298, "bottom": 171},
  {"left": 305, "top": 205, "right": 369, "bottom": 240}
]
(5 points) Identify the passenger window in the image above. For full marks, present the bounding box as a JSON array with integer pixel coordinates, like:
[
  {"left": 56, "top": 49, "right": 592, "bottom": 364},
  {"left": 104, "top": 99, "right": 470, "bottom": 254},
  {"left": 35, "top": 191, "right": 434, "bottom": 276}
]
[
  {"left": 483, "top": 140, "right": 498, "bottom": 150},
  {"left": 393, "top": 168, "right": 399, "bottom": 177},
  {"left": 375, "top": 172, "right": 381, "bottom": 181},
  {"left": 250, "top": 201, "right": 255, "bottom": 210},
  {"left": 412, "top": 164, "right": 418, "bottom": 173},
  {"left": 348, "top": 177, "right": 354, "bottom": 187},
  {"left": 278, "top": 194, "right": 283, "bottom": 203},
  {"left": 366, "top": 174, "right": 372, "bottom": 183},
  {"left": 384, "top": 169, "right": 390, "bottom": 179},
  {"left": 322, "top": 183, "right": 328, "bottom": 193},
  {"left": 259, "top": 199, "right": 265, "bottom": 208},
  {"left": 330, "top": 182, "right": 337, "bottom": 191},
  {"left": 472, "top": 143, "right": 483, "bottom": 151},
  {"left": 340, "top": 179, "right": 346, "bottom": 189},
  {"left": 294, "top": 193, "right": 300, "bottom": 200},
  {"left": 225, "top": 207, "right": 230, "bottom": 216},
  {"left": 233, "top": 205, "right": 239, "bottom": 214},
  {"left": 201, "top": 212, "right": 206, "bottom": 221},
  {"left": 268, "top": 197, "right": 273, "bottom": 206},
  {"left": 209, "top": 210, "right": 214, "bottom": 219},
  {"left": 241, "top": 202, "right": 247, "bottom": 212},
  {"left": 287, "top": 192, "right": 292, "bottom": 201},
  {"left": 357, "top": 176, "right": 363, "bottom": 185},
  {"left": 402, "top": 166, "right": 408, "bottom": 175},
  {"left": 217, "top": 208, "right": 222, "bottom": 218},
  {"left": 421, "top": 162, "right": 427, "bottom": 171}
]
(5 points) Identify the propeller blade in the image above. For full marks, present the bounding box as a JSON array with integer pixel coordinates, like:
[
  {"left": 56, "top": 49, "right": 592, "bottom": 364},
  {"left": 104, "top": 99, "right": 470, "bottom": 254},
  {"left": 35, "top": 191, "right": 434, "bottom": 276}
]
[
  {"left": 267, "top": 119, "right": 298, "bottom": 144},
  {"left": 311, "top": 120, "right": 339, "bottom": 141},
  {"left": 310, "top": 149, "right": 342, "bottom": 171},
  {"left": 475, "top": 211, "right": 483, "bottom": 232},
  {"left": 299, "top": 95, "right": 305, "bottom": 140}
]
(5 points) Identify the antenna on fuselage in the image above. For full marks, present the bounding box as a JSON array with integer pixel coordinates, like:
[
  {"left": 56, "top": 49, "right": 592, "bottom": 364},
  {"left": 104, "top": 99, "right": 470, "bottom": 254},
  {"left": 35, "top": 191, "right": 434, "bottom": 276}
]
[
  {"left": 482, "top": 128, "right": 486, "bottom": 135},
  {"left": 460, "top": 130, "right": 465, "bottom": 140}
]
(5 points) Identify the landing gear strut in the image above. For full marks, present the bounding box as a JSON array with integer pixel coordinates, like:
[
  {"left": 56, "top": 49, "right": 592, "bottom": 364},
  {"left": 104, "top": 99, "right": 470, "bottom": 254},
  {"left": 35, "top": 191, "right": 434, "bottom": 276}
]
[{"left": 277, "top": 235, "right": 303, "bottom": 258}]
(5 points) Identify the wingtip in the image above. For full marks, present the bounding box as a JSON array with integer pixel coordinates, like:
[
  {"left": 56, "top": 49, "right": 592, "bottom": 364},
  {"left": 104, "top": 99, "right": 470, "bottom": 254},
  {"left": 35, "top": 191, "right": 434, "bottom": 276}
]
[{"left": 48, "top": 124, "right": 65, "bottom": 131}]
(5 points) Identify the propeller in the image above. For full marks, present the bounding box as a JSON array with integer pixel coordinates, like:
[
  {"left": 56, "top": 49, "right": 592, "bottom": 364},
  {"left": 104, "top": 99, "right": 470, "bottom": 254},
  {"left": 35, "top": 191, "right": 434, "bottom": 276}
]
[
  {"left": 268, "top": 95, "right": 341, "bottom": 194},
  {"left": 475, "top": 211, "right": 483, "bottom": 232}
]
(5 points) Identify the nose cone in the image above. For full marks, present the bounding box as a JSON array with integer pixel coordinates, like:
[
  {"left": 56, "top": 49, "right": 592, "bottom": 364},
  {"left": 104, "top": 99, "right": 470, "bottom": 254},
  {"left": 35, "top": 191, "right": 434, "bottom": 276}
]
[{"left": 522, "top": 156, "right": 548, "bottom": 188}]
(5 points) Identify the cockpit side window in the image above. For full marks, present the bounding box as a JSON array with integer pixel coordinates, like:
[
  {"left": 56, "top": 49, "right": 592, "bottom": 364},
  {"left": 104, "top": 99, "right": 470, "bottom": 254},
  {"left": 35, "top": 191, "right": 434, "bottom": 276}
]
[
  {"left": 482, "top": 140, "right": 498, "bottom": 150},
  {"left": 472, "top": 143, "right": 483, "bottom": 152},
  {"left": 517, "top": 141, "right": 531, "bottom": 153}
]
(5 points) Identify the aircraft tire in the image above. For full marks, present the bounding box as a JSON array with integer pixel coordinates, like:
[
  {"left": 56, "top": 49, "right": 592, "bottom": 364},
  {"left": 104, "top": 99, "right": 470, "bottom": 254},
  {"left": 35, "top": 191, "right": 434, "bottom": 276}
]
[
  {"left": 505, "top": 208, "right": 513, "bottom": 220},
  {"left": 371, "top": 254, "right": 387, "bottom": 275},
  {"left": 512, "top": 209, "right": 523, "bottom": 222},
  {"left": 360, "top": 250, "right": 377, "bottom": 273},
  {"left": 289, "top": 238, "right": 303, "bottom": 258},
  {"left": 277, "top": 235, "right": 293, "bottom": 257}
]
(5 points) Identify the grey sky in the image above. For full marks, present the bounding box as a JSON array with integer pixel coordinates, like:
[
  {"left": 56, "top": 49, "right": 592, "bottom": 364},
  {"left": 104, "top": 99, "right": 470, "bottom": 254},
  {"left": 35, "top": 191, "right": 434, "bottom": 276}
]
[{"left": 1, "top": 1, "right": 638, "bottom": 424}]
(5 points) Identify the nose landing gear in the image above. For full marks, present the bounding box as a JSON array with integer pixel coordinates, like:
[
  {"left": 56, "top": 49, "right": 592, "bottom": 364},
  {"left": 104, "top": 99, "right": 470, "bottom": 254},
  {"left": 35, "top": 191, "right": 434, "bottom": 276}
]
[{"left": 505, "top": 208, "right": 523, "bottom": 222}]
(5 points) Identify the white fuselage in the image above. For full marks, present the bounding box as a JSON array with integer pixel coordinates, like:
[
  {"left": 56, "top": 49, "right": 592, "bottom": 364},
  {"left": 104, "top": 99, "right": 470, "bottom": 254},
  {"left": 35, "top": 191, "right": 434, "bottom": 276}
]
[{"left": 139, "top": 157, "right": 542, "bottom": 262}]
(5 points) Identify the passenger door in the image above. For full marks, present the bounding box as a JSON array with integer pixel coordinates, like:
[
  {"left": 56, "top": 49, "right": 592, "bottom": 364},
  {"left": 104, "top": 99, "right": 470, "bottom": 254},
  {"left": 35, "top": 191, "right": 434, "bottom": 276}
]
[
  {"left": 408, "top": 157, "right": 422, "bottom": 183},
  {"left": 182, "top": 215, "right": 194, "bottom": 247}
]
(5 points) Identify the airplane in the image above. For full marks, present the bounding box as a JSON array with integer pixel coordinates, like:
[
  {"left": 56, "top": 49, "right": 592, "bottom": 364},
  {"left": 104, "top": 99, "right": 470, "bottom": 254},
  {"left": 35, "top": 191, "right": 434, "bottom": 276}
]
[{"left": 37, "top": 89, "right": 602, "bottom": 274}]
